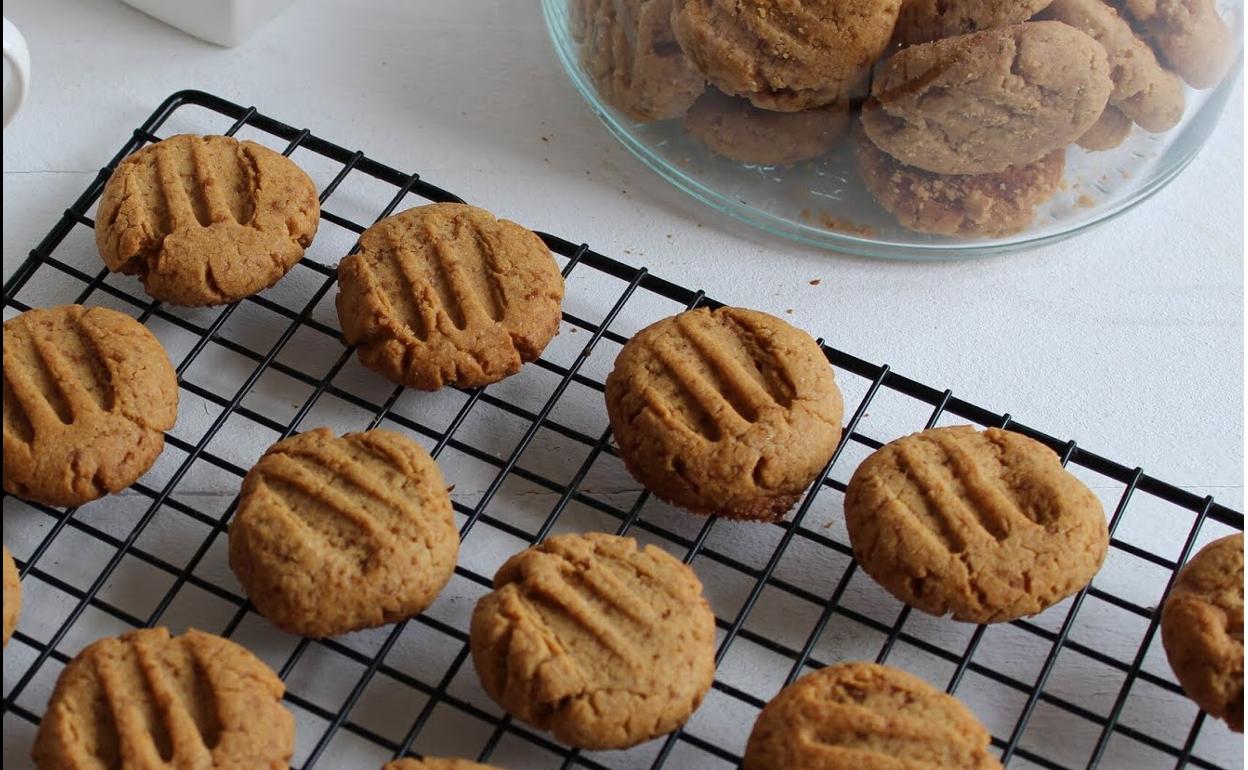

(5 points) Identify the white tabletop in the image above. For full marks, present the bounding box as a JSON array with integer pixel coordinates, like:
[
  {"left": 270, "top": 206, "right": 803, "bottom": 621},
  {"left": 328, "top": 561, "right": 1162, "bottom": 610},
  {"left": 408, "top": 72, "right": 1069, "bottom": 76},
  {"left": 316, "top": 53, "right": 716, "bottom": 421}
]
[{"left": 1, "top": 1, "right": 1244, "bottom": 769}]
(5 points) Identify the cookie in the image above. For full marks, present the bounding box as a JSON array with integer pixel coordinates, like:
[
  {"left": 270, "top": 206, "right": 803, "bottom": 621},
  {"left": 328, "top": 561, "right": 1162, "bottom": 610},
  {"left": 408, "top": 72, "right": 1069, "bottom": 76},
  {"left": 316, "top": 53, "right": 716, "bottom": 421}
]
[
  {"left": 229, "top": 427, "right": 457, "bottom": 638},
  {"left": 1161, "top": 533, "right": 1244, "bottom": 733},
  {"left": 685, "top": 89, "right": 849, "bottom": 166},
  {"left": 3, "top": 305, "right": 179, "bottom": 507},
  {"left": 893, "top": 0, "right": 1053, "bottom": 46},
  {"left": 32, "top": 627, "right": 294, "bottom": 770},
  {"left": 1077, "top": 105, "right": 1133, "bottom": 150},
  {"left": 3, "top": 546, "right": 19, "bottom": 647},
  {"left": 671, "top": 0, "right": 902, "bottom": 111},
  {"left": 844, "top": 426, "right": 1109, "bottom": 623},
  {"left": 579, "top": 0, "right": 705, "bottom": 122},
  {"left": 744, "top": 662, "right": 1002, "bottom": 770},
  {"left": 605, "top": 307, "right": 844, "bottom": 521},
  {"left": 1122, "top": 0, "right": 1232, "bottom": 89},
  {"left": 95, "top": 134, "right": 320, "bottom": 307},
  {"left": 336, "top": 203, "right": 564, "bottom": 391},
  {"left": 862, "top": 22, "right": 1112, "bottom": 175},
  {"left": 1042, "top": 0, "right": 1185, "bottom": 133},
  {"left": 469, "top": 533, "right": 716, "bottom": 749},
  {"left": 384, "top": 760, "right": 501, "bottom": 770},
  {"left": 855, "top": 130, "right": 1065, "bottom": 237}
]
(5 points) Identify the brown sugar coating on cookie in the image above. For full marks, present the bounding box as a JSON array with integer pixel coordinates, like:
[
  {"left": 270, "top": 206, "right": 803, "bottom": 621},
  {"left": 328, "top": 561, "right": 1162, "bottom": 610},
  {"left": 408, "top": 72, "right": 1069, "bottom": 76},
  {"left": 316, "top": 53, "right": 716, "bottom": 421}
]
[
  {"left": 384, "top": 760, "right": 502, "bottom": 770},
  {"left": 671, "top": 0, "right": 902, "bottom": 111},
  {"left": 3, "top": 305, "right": 178, "bottom": 507},
  {"left": 3, "top": 546, "right": 19, "bottom": 647},
  {"left": 1042, "top": 0, "right": 1185, "bottom": 133},
  {"left": 1162, "top": 533, "right": 1244, "bottom": 733},
  {"left": 579, "top": 0, "right": 705, "bottom": 121},
  {"left": 1077, "top": 105, "right": 1133, "bottom": 150},
  {"left": 336, "top": 203, "right": 564, "bottom": 391},
  {"left": 685, "top": 89, "right": 849, "bottom": 166},
  {"left": 95, "top": 134, "right": 320, "bottom": 307},
  {"left": 844, "top": 426, "right": 1109, "bottom": 624},
  {"left": 855, "top": 131, "right": 1065, "bottom": 237},
  {"left": 605, "top": 307, "right": 843, "bottom": 521},
  {"left": 32, "top": 627, "right": 294, "bottom": 770},
  {"left": 862, "top": 22, "right": 1112, "bottom": 175},
  {"left": 893, "top": 0, "right": 1054, "bottom": 46},
  {"left": 1122, "top": 0, "right": 1231, "bottom": 89},
  {"left": 229, "top": 427, "right": 457, "bottom": 638},
  {"left": 743, "top": 662, "right": 1003, "bottom": 770},
  {"left": 470, "top": 533, "right": 716, "bottom": 749}
]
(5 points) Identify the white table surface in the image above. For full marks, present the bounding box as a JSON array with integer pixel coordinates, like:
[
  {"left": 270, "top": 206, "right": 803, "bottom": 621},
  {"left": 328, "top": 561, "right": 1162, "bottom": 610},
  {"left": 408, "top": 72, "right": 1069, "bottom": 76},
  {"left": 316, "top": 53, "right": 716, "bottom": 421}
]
[{"left": 1, "top": 1, "right": 1244, "bottom": 769}]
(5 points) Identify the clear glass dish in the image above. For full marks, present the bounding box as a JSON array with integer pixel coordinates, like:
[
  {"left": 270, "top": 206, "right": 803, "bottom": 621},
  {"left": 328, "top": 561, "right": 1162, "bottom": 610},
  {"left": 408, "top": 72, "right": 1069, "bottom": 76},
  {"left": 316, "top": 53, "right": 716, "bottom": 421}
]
[{"left": 542, "top": 0, "right": 1243, "bottom": 260}]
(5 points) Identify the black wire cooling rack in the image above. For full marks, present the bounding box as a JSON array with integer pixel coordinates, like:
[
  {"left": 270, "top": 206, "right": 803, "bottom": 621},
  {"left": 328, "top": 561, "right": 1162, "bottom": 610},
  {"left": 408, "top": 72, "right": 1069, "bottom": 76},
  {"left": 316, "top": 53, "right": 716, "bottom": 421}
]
[{"left": 2, "top": 90, "right": 1243, "bottom": 770}]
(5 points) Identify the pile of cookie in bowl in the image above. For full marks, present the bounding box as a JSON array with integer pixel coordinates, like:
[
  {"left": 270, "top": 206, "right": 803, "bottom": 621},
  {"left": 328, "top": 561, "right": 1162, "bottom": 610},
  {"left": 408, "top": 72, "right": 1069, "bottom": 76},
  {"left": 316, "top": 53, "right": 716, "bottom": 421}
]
[
  {"left": 3, "top": 130, "right": 1243, "bottom": 768},
  {"left": 571, "top": 0, "right": 1235, "bottom": 237}
]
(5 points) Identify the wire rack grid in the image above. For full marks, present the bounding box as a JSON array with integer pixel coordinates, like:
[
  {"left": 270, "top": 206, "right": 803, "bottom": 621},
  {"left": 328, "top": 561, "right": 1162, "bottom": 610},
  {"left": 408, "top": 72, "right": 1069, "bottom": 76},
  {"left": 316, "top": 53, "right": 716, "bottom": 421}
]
[{"left": 1, "top": 90, "right": 1243, "bottom": 770}]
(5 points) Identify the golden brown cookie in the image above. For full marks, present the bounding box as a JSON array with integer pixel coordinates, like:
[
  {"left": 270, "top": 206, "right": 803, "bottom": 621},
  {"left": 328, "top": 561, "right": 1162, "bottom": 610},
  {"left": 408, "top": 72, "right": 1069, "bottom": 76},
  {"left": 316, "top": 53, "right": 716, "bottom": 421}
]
[
  {"left": 1161, "top": 533, "right": 1244, "bottom": 733},
  {"left": 3, "top": 305, "right": 178, "bottom": 507},
  {"left": 1077, "top": 105, "right": 1133, "bottom": 150},
  {"left": 32, "top": 627, "right": 294, "bottom": 770},
  {"left": 579, "top": 0, "right": 705, "bottom": 122},
  {"left": 229, "top": 427, "right": 457, "bottom": 638},
  {"left": 383, "top": 760, "right": 502, "bottom": 770},
  {"left": 605, "top": 307, "right": 843, "bottom": 521},
  {"left": 1122, "top": 0, "right": 1232, "bottom": 89},
  {"left": 671, "top": 0, "right": 902, "bottom": 111},
  {"left": 893, "top": 0, "right": 1054, "bottom": 46},
  {"left": 336, "top": 203, "right": 564, "bottom": 391},
  {"left": 469, "top": 533, "right": 716, "bottom": 749},
  {"left": 95, "top": 134, "right": 320, "bottom": 307},
  {"left": 744, "top": 662, "right": 1003, "bottom": 770},
  {"left": 1042, "top": 0, "right": 1185, "bottom": 133},
  {"left": 855, "top": 130, "right": 1066, "bottom": 237},
  {"left": 3, "top": 546, "right": 19, "bottom": 647},
  {"left": 685, "top": 89, "right": 849, "bottom": 166},
  {"left": 862, "top": 22, "right": 1112, "bottom": 175},
  {"left": 844, "top": 426, "right": 1109, "bottom": 624}
]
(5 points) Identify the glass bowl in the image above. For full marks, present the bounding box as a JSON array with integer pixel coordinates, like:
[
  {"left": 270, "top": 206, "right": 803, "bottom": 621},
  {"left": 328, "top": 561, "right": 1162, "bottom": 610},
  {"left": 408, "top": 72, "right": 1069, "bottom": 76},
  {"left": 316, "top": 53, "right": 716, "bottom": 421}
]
[{"left": 542, "top": 0, "right": 1243, "bottom": 260}]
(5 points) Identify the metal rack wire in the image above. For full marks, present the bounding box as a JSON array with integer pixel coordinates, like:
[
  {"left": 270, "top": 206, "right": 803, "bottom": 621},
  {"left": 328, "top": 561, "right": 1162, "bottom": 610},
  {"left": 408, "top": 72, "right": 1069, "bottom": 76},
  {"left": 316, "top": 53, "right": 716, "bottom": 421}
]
[{"left": 1, "top": 90, "right": 1242, "bottom": 770}]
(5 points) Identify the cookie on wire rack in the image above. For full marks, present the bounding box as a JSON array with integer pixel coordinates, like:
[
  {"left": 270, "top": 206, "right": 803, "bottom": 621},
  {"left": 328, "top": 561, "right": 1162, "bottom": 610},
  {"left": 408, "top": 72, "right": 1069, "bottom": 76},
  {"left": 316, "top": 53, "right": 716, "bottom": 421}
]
[
  {"left": 844, "top": 425, "right": 1109, "bottom": 624},
  {"left": 95, "top": 133, "right": 320, "bottom": 306},
  {"left": 336, "top": 203, "right": 564, "bottom": 391},
  {"left": 228, "top": 427, "right": 458, "bottom": 638},
  {"left": 2, "top": 545, "right": 19, "bottom": 647},
  {"left": 383, "top": 759, "right": 503, "bottom": 770}
]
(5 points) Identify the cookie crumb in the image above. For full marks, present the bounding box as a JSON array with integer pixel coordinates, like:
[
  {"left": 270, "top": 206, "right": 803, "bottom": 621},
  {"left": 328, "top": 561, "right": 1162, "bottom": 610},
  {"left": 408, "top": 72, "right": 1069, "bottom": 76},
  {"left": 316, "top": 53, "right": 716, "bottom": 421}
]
[
  {"left": 819, "top": 214, "right": 874, "bottom": 237},
  {"left": 809, "top": 279, "right": 821, "bottom": 286},
  {"left": 785, "top": 308, "right": 794, "bottom": 315},
  {"left": 1077, "top": 194, "right": 1096, "bottom": 209}
]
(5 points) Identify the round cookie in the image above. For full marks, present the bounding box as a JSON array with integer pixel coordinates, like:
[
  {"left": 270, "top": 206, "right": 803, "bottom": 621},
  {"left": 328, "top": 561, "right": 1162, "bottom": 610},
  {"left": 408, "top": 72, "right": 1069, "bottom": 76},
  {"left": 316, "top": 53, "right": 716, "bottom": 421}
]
[
  {"left": 336, "top": 203, "right": 564, "bottom": 391},
  {"left": 685, "top": 89, "right": 849, "bottom": 166},
  {"left": 3, "top": 305, "right": 179, "bottom": 507},
  {"left": 605, "top": 307, "right": 843, "bottom": 521},
  {"left": 671, "top": 0, "right": 902, "bottom": 111},
  {"left": 744, "top": 662, "right": 1003, "bottom": 770},
  {"left": 384, "top": 760, "right": 502, "bottom": 770},
  {"left": 579, "top": 0, "right": 705, "bottom": 122},
  {"left": 855, "top": 129, "right": 1066, "bottom": 238},
  {"left": 3, "top": 546, "right": 20, "bottom": 647},
  {"left": 1161, "top": 533, "right": 1244, "bottom": 733},
  {"left": 469, "top": 532, "right": 716, "bottom": 749},
  {"left": 862, "top": 22, "right": 1112, "bottom": 175},
  {"left": 32, "top": 627, "right": 294, "bottom": 769},
  {"left": 1077, "top": 106, "right": 1133, "bottom": 151},
  {"left": 1122, "top": 0, "right": 1232, "bottom": 89},
  {"left": 1042, "top": 0, "right": 1186, "bottom": 133},
  {"left": 844, "top": 426, "right": 1109, "bottom": 624},
  {"left": 95, "top": 134, "right": 320, "bottom": 306},
  {"left": 229, "top": 427, "right": 458, "bottom": 638},
  {"left": 894, "top": 0, "right": 1053, "bottom": 46}
]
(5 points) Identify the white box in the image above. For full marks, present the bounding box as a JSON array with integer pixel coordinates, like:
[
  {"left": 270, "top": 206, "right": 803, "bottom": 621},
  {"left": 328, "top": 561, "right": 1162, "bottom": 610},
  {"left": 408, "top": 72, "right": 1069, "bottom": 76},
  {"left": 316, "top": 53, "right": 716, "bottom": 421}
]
[{"left": 121, "top": 0, "right": 298, "bottom": 47}]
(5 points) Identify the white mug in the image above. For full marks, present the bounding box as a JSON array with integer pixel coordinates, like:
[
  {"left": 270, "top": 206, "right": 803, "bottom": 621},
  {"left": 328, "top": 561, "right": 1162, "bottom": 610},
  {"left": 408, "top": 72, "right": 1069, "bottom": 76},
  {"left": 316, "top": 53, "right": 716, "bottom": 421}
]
[{"left": 3, "top": 17, "right": 30, "bottom": 128}]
